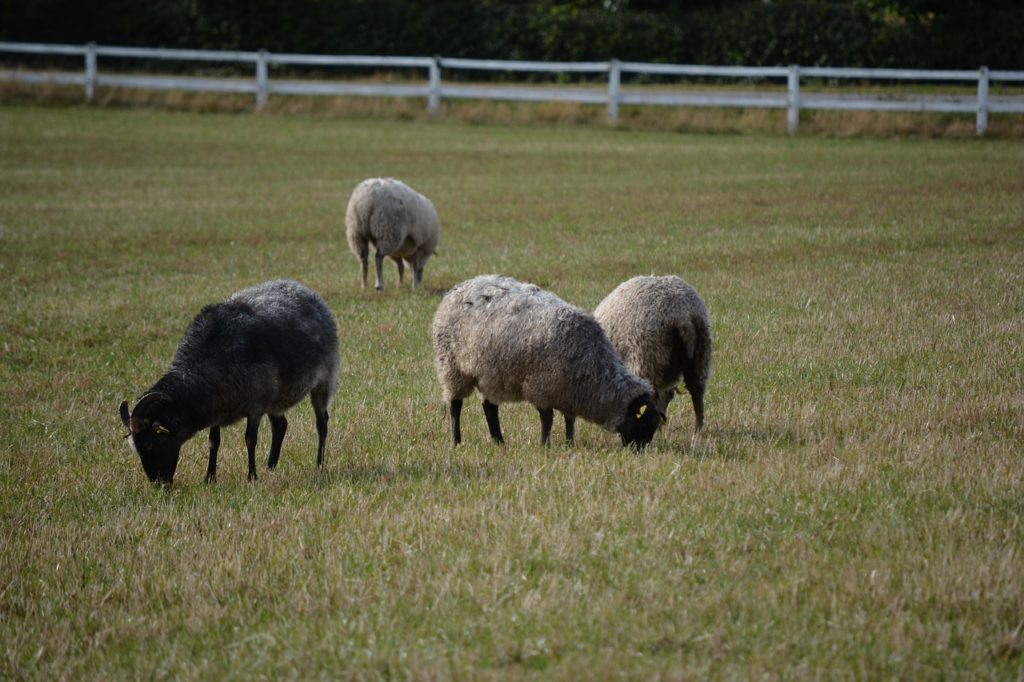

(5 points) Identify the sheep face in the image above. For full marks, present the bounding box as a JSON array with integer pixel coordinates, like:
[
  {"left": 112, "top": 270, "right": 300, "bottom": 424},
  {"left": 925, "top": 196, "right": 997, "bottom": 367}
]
[
  {"left": 618, "top": 395, "right": 664, "bottom": 449},
  {"left": 119, "top": 395, "right": 187, "bottom": 485}
]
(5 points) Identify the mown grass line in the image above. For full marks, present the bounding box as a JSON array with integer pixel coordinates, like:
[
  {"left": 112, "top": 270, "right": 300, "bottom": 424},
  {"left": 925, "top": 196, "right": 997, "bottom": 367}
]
[{"left": 1, "top": 104, "right": 1022, "bottom": 679}]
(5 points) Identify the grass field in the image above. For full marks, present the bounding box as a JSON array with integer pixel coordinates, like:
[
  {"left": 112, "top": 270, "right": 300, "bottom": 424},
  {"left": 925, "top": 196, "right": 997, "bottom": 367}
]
[{"left": 1, "top": 104, "right": 1023, "bottom": 679}]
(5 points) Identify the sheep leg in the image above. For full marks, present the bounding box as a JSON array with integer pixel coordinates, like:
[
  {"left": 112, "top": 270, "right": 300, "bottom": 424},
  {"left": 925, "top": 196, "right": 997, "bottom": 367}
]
[
  {"left": 690, "top": 390, "right": 705, "bottom": 430},
  {"left": 681, "top": 366, "right": 705, "bottom": 430},
  {"left": 358, "top": 249, "right": 369, "bottom": 289},
  {"left": 245, "top": 415, "right": 261, "bottom": 481},
  {"left": 307, "top": 409, "right": 324, "bottom": 468},
  {"left": 482, "top": 399, "right": 504, "bottom": 444},
  {"left": 563, "top": 413, "right": 576, "bottom": 445},
  {"left": 308, "top": 388, "right": 331, "bottom": 468},
  {"left": 449, "top": 398, "right": 463, "bottom": 445},
  {"left": 656, "top": 388, "right": 677, "bottom": 413},
  {"left": 266, "top": 414, "right": 288, "bottom": 470},
  {"left": 394, "top": 257, "right": 405, "bottom": 285},
  {"left": 374, "top": 251, "right": 386, "bottom": 292},
  {"left": 411, "top": 254, "right": 423, "bottom": 291},
  {"left": 205, "top": 426, "right": 220, "bottom": 483},
  {"left": 538, "top": 407, "right": 554, "bottom": 446}
]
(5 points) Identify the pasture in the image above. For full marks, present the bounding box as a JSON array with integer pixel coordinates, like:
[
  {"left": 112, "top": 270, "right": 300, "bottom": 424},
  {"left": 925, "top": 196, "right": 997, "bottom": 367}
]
[{"left": 1, "top": 104, "right": 1022, "bottom": 679}]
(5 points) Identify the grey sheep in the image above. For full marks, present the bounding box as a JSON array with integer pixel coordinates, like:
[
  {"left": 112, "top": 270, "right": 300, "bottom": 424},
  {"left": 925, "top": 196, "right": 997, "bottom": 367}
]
[
  {"left": 593, "top": 274, "right": 712, "bottom": 430},
  {"left": 119, "top": 279, "right": 341, "bottom": 484},
  {"left": 431, "top": 274, "right": 665, "bottom": 448},
  {"left": 345, "top": 177, "right": 440, "bottom": 292}
]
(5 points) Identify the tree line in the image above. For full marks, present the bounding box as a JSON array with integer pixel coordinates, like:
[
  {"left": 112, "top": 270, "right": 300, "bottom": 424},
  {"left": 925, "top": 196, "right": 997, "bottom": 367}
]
[{"left": 3, "top": 0, "right": 1022, "bottom": 69}]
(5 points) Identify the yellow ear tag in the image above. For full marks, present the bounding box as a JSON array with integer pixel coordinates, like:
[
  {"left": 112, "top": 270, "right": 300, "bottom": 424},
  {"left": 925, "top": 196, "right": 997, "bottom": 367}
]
[
  {"left": 154, "top": 424, "right": 170, "bottom": 435},
  {"left": 636, "top": 404, "right": 648, "bottom": 420}
]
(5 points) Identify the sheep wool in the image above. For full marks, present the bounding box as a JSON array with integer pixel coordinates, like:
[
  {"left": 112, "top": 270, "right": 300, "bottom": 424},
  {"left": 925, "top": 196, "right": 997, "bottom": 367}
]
[
  {"left": 432, "top": 274, "right": 663, "bottom": 447},
  {"left": 594, "top": 275, "right": 712, "bottom": 429},
  {"left": 345, "top": 177, "right": 440, "bottom": 291},
  {"left": 119, "top": 279, "right": 341, "bottom": 484}
]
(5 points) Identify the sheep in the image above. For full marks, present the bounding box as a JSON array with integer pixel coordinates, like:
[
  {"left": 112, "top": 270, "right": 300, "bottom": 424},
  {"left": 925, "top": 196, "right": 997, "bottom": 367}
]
[
  {"left": 431, "top": 274, "right": 665, "bottom": 448},
  {"left": 344, "top": 177, "right": 440, "bottom": 292},
  {"left": 118, "top": 279, "right": 341, "bottom": 485},
  {"left": 593, "top": 275, "right": 712, "bottom": 430}
]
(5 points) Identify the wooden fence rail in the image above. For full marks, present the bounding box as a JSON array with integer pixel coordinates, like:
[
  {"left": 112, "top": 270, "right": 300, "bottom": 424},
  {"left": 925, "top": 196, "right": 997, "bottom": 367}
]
[{"left": 2, "top": 41, "right": 1022, "bottom": 135}]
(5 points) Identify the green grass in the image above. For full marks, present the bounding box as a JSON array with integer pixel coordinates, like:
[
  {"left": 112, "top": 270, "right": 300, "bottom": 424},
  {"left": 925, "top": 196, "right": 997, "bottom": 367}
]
[{"left": 1, "top": 104, "right": 1023, "bottom": 679}]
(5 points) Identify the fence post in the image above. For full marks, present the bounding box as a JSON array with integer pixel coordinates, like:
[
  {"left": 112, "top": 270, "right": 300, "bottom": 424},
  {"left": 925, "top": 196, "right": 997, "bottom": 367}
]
[
  {"left": 787, "top": 64, "right": 800, "bottom": 134},
  {"left": 428, "top": 57, "right": 441, "bottom": 115},
  {"left": 608, "top": 59, "right": 621, "bottom": 124},
  {"left": 84, "top": 42, "right": 97, "bottom": 102},
  {"left": 256, "top": 49, "right": 269, "bottom": 111},
  {"left": 976, "top": 66, "right": 989, "bottom": 137}
]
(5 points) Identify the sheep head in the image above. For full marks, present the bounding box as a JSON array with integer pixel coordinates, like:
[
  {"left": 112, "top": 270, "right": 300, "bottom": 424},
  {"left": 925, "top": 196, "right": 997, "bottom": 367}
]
[
  {"left": 119, "top": 392, "right": 187, "bottom": 484},
  {"left": 618, "top": 395, "right": 664, "bottom": 449}
]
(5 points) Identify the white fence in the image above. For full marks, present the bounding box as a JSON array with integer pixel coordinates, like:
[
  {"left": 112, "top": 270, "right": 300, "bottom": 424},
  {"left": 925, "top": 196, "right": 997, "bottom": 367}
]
[{"left": 2, "top": 41, "right": 1023, "bottom": 135}]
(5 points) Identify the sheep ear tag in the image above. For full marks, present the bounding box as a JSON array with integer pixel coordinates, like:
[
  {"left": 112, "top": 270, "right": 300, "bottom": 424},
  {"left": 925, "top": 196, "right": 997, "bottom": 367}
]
[
  {"left": 154, "top": 423, "right": 170, "bottom": 435},
  {"left": 661, "top": 414, "right": 668, "bottom": 425},
  {"left": 636, "top": 404, "right": 648, "bottom": 420}
]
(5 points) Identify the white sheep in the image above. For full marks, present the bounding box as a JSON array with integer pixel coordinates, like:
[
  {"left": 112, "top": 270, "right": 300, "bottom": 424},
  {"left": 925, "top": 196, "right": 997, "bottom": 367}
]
[
  {"left": 594, "top": 274, "right": 712, "bottom": 430},
  {"left": 344, "top": 177, "right": 440, "bottom": 292},
  {"left": 431, "top": 274, "right": 665, "bottom": 447}
]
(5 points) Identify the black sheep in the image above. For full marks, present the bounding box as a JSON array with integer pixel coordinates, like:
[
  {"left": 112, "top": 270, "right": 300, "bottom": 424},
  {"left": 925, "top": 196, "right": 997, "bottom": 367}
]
[{"left": 119, "top": 279, "right": 341, "bottom": 484}]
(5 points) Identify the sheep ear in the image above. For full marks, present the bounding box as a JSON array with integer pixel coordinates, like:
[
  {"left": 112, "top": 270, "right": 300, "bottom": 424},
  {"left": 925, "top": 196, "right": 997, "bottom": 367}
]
[
  {"left": 119, "top": 401, "right": 131, "bottom": 429},
  {"left": 635, "top": 404, "right": 648, "bottom": 420}
]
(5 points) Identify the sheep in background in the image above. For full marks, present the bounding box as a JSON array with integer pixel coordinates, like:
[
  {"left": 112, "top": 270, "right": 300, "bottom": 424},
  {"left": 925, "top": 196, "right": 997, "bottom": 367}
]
[
  {"left": 345, "top": 177, "right": 440, "bottom": 292},
  {"left": 431, "top": 274, "right": 664, "bottom": 448},
  {"left": 594, "top": 274, "right": 712, "bottom": 430},
  {"left": 119, "top": 279, "right": 341, "bottom": 484}
]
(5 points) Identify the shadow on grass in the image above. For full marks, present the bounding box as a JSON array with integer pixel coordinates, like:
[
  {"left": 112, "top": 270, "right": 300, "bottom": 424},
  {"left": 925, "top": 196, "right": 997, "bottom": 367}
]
[
  {"left": 681, "top": 422, "right": 809, "bottom": 460},
  {"left": 314, "top": 457, "right": 497, "bottom": 487},
  {"left": 420, "top": 285, "right": 451, "bottom": 298}
]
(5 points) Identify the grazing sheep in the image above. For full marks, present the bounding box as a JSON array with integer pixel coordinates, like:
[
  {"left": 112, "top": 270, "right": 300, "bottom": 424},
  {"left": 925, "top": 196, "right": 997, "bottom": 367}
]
[
  {"left": 118, "top": 279, "right": 341, "bottom": 484},
  {"left": 345, "top": 177, "right": 440, "bottom": 292},
  {"left": 431, "top": 274, "right": 664, "bottom": 448},
  {"left": 594, "top": 275, "right": 712, "bottom": 430}
]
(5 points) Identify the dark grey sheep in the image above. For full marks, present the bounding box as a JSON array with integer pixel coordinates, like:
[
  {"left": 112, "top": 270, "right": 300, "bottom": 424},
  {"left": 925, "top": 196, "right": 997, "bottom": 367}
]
[{"left": 119, "top": 279, "right": 341, "bottom": 484}]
